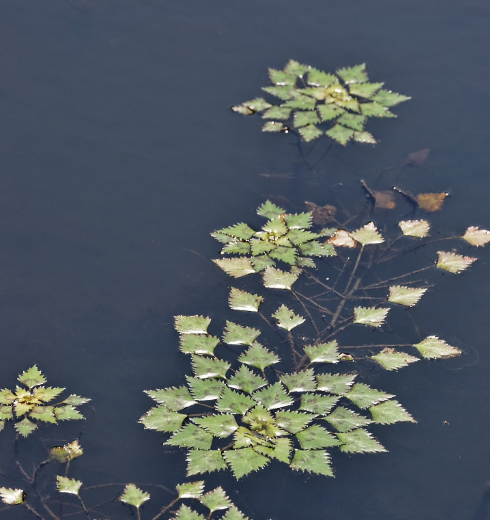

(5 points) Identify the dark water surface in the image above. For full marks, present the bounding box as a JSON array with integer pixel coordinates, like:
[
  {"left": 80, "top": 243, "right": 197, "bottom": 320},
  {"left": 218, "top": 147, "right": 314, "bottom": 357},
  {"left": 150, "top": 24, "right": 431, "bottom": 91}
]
[{"left": 1, "top": 1, "right": 490, "bottom": 519}]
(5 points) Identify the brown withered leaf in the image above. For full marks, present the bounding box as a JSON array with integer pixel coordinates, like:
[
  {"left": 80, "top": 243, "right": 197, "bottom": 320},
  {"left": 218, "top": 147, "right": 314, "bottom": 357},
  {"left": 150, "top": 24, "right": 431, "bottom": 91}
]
[
  {"left": 373, "top": 190, "right": 396, "bottom": 209},
  {"left": 327, "top": 230, "right": 357, "bottom": 248},
  {"left": 305, "top": 202, "right": 337, "bottom": 226},
  {"left": 404, "top": 148, "right": 430, "bottom": 167},
  {"left": 416, "top": 192, "right": 448, "bottom": 212}
]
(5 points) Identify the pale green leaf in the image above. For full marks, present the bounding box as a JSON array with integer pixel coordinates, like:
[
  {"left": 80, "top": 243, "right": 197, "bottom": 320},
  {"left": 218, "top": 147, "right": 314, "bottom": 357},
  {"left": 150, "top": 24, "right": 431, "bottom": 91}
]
[
  {"left": 262, "top": 217, "right": 288, "bottom": 236},
  {"left": 238, "top": 343, "right": 280, "bottom": 371},
  {"left": 224, "top": 448, "right": 270, "bottom": 479},
  {"left": 241, "top": 97, "right": 272, "bottom": 112},
  {"left": 326, "top": 124, "right": 353, "bottom": 145},
  {"left": 388, "top": 285, "right": 427, "bottom": 307},
  {"left": 350, "top": 222, "right": 384, "bottom": 245},
  {"left": 216, "top": 387, "right": 255, "bottom": 415},
  {"left": 462, "top": 226, "right": 490, "bottom": 247},
  {"left": 187, "top": 450, "right": 227, "bottom": 476},
  {"left": 252, "top": 382, "right": 293, "bottom": 410},
  {"left": 192, "top": 414, "right": 238, "bottom": 438},
  {"left": 280, "top": 369, "right": 316, "bottom": 393},
  {"left": 0, "top": 406, "right": 13, "bottom": 420},
  {"left": 54, "top": 406, "right": 84, "bottom": 421},
  {"left": 275, "top": 410, "right": 316, "bottom": 434},
  {"left": 282, "top": 94, "right": 316, "bottom": 110},
  {"left": 227, "top": 365, "right": 267, "bottom": 394},
  {"left": 360, "top": 101, "right": 395, "bottom": 117},
  {"left": 295, "top": 425, "right": 341, "bottom": 449},
  {"left": 269, "top": 68, "right": 296, "bottom": 86},
  {"left": 345, "top": 383, "right": 394, "bottom": 409},
  {"left": 177, "top": 481, "right": 205, "bottom": 499},
  {"left": 250, "top": 238, "right": 276, "bottom": 256},
  {"left": 231, "top": 104, "right": 254, "bottom": 115},
  {"left": 284, "top": 212, "right": 313, "bottom": 230},
  {"left": 336, "top": 64, "right": 368, "bottom": 83},
  {"left": 221, "top": 241, "right": 251, "bottom": 255},
  {"left": 56, "top": 476, "right": 82, "bottom": 496},
  {"left": 262, "top": 266, "right": 300, "bottom": 290},
  {"left": 370, "top": 400, "right": 416, "bottom": 425},
  {"left": 268, "top": 245, "right": 297, "bottom": 265},
  {"left": 32, "top": 387, "right": 64, "bottom": 403},
  {"left": 175, "top": 316, "right": 211, "bottom": 335},
  {"left": 296, "top": 257, "right": 316, "bottom": 268},
  {"left": 228, "top": 288, "right": 263, "bottom": 312},
  {"left": 317, "top": 104, "right": 344, "bottom": 121},
  {"left": 222, "top": 506, "right": 249, "bottom": 520},
  {"left": 353, "top": 131, "right": 376, "bottom": 143},
  {"left": 307, "top": 68, "right": 337, "bottom": 87},
  {"left": 0, "top": 488, "right": 24, "bottom": 505},
  {"left": 272, "top": 305, "right": 305, "bottom": 331},
  {"left": 337, "top": 429, "right": 387, "bottom": 453},
  {"left": 0, "top": 420, "right": 4, "bottom": 431},
  {"left": 372, "top": 89, "right": 411, "bottom": 107},
  {"left": 216, "top": 223, "right": 256, "bottom": 241},
  {"left": 18, "top": 366, "right": 46, "bottom": 389},
  {"left": 0, "top": 389, "right": 16, "bottom": 405},
  {"left": 323, "top": 406, "right": 373, "bottom": 432},
  {"left": 30, "top": 406, "right": 57, "bottom": 423},
  {"left": 120, "top": 484, "right": 150, "bottom": 509},
  {"left": 213, "top": 258, "right": 256, "bottom": 278},
  {"left": 262, "top": 121, "right": 287, "bottom": 133},
  {"left": 174, "top": 505, "right": 205, "bottom": 520},
  {"left": 354, "top": 307, "right": 389, "bottom": 327},
  {"left": 223, "top": 321, "right": 260, "bottom": 346},
  {"left": 372, "top": 348, "right": 420, "bottom": 371},
  {"left": 299, "top": 393, "right": 339, "bottom": 415},
  {"left": 414, "top": 336, "right": 461, "bottom": 359},
  {"left": 145, "top": 386, "right": 195, "bottom": 411},
  {"left": 192, "top": 356, "right": 230, "bottom": 379},
  {"left": 294, "top": 111, "right": 320, "bottom": 128},
  {"left": 61, "top": 394, "right": 91, "bottom": 406},
  {"left": 299, "top": 241, "right": 336, "bottom": 257},
  {"left": 436, "top": 251, "right": 476, "bottom": 274},
  {"left": 290, "top": 449, "right": 333, "bottom": 476},
  {"left": 255, "top": 437, "right": 292, "bottom": 463},
  {"left": 337, "top": 113, "right": 367, "bottom": 131},
  {"left": 257, "top": 200, "right": 286, "bottom": 219},
  {"left": 186, "top": 377, "right": 225, "bottom": 401},
  {"left": 200, "top": 487, "right": 232, "bottom": 512},
  {"left": 283, "top": 59, "right": 309, "bottom": 77},
  {"left": 316, "top": 373, "right": 356, "bottom": 395},
  {"left": 348, "top": 82, "right": 384, "bottom": 99},
  {"left": 304, "top": 341, "right": 339, "bottom": 363},
  {"left": 180, "top": 335, "right": 219, "bottom": 356},
  {"left": 262, "top": 106, "right": 292, "bottom": 120},
  {"left": 166, "top": 423, "right": 213, "bottom": 450},
  {"left": 211, "top": 232, "right": 234, "bottom": 244},
  {"left": 286, "top": 230, "right": 318, "bottom": 246},
  {"left": 399, "top": 219, "right": 430, "bottom": 238},
  {"left": 15, "top": 417, "right": 37, "bottom": 437},
  {"left": 139, "top": 406, "right": 186, "bottom": 432},
  {"left": 298, "top": 124, "right": 323, "bottom": 142}
]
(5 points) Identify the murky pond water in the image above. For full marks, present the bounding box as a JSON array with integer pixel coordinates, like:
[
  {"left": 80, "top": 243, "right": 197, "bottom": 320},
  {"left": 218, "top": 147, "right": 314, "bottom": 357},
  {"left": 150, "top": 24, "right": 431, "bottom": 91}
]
[{"left": 1, "top": 1, "right": 490, "bottom": 519}]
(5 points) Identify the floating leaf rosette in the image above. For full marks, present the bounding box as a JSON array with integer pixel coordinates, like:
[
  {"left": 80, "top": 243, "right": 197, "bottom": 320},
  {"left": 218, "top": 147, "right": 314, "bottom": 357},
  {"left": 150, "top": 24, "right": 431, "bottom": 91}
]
[{"left": 232, "top": 60, "right": 410, "bottom": 144}]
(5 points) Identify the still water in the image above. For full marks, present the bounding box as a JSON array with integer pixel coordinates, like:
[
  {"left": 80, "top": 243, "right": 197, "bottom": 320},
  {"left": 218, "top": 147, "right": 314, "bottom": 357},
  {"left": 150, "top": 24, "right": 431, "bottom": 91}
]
[{"left": 1, "top": 1, "right": 490, "bottom": 519}]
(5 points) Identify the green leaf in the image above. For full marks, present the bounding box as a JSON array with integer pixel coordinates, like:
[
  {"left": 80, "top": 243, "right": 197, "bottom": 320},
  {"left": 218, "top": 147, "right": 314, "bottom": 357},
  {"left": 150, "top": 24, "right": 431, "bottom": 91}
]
[
  {"left": 337, "top": 113, "right": 367, "bottom": 131},
  {"left": 262, "top": 121, "right": 287, "bottom": 133},
  {"left": 317, "top": 104, "right": 344, "bottom": 121},
  {"left": 326, "top": 124, "right": 353, "bottom": 145},
  {"left": 252, "top": 382, "right": 293, "bottom": 410},
  {"left": 145, "top": 386, "right": 195, "bottom": 411},
  {"left": 223, "top": 321, "right": 261, "bottom": 346},
  {"left": 399, "top": 219, "right": 430, "bottom": 238},
  {"left": 284, "top": 212, "right": 313, "bottom": 231},
  {"left": 30, "top": 406, "right": 57, "bottom": 423},
  {"left": 174, "top": 505, "right": 205, "bottom": 520},
  {"left": 53, "top": 405, "right": 84, "bottom": 421},
  {"left": 216, "top": 223, "right": 256, "bottom": 241},
  {"left": 275, "top": 410, "right": 316, "bottom": 434},
  {"left": 256, "top": 200, "right": 285, "bottom": 219},
  {"left": 48, "top": 440, "right": 83, "bottom": 463},
  {"left": 221, "top": 241, "right": 251, "bottom": 255},
  {"left": 436, "top": 251, "right": 476, "bottom": 274},
  {"left": 462, "top": 226, "right": 490, "bottom": 247},
  {"left": 166, "top": 424, "right": 213, "bottom": 450},
  {"left": 239, "top": 343, "right": 280, "bottom": 371},
  {"left": 0, "top": 406, "right": 13, "bottom": 421},
  {"left": 372, "top": 89, "right": 411, "bottom": 107},
  {"left": 299, "top": 393, "right": 339, "bottom": 415},
  {"left": 262, "top": 106, "right": 292, "bottom": 120},
  {"left": 250, "top": 239, "right": 276, "bottom": 256},
  {"left": 414, "top": 336, "right": 461, "bottom": 359},
  {"left": 56, "top": 476, "right": 82, "bottom": 495},
  {"left": 353, "top": 131, "right": 376, "bottom": 144},
  {"left": 294, "top": 111, "right": 320, "bottom": 128},
  {"left": 177, "top": 481, "right": 205, "bottom": 499},
  {"left": 304, "top": 341, "right": 339, "bottom": 363},
  {"left": 228, "top": 288, "right": 263, "bottom": 312},
  {"left": 350, "top": 222, "right": 384, "bottom": 245},
  {"left": 282, "top": 94, "right": 316, "bottom": 110},
  {"left": 307, "top": 68, "right": 337, "bottom": 87},
  {"left": 213, "top": 258, "right": 256, "bottom": 278},
  {"left": 120, "top": 484, "right": 150, "bottom": 509},
  {"left": 224, "top": 448, "right": 270, "bottom": 479},
  {"left": 227, "top": 365, "right": 267, "bottom": 394},
  {"left": 372, "top": 348, "right": 420, "bottom": 371},
  {"left": 316, "top": 373, "right": 356, "bottom": 395},
  {"left": 280, "top": 369, "right": 316, "bottom": 393},
  {"left": 61, "top": 394, "right": 91, "bottom": 406},
  {"left": 345, "top": 383, "right": 394, "bottom": 409},
  {"left": 139, "top": 406, "right": 186, "bottom": 432},
  {"left": 15, "top": 417, "right": 37, "bottom": 437},
  {"left": 231, "top": 104, "right": 254, "bottom": 115},
  {"left": 180, "top": 335, "right": 220, "bottom": 356},
  {"left": 192, "top": 356, "right": 230, "bottom": 379},
  {"left": 263, "top": 266, "right": 300, "bottom": 290},
  {"left": 269, "top": 245, "right": 298, "bottom": 265},
  {"left": 284, "top": 59, "right": 309, "bottom": 77},
  {"left": 299, "top": 241, "right": 336, "bottom": 257},
  {"left": 216, "top": 387, "right": 255, "bottom": 415},
  {"left": 200, "top": 487, "right": 232, "bottom": 512},
  {"left": 295, "top": 425, "right": 341, "bottom": 449},
  {"left": 192, "top": 414, "right": 238, "bottom": 438},
  {"left": 262, "top": 218, "right": 288, "bottom": 235},
  {"left": 354, "top": 307, "right": 389, "bottom": 328},
  {"left": 269, "top": 68, "right": 296, "bottom": 86},
  {"left": 186, "top": 377, "right": 225, "bottom": 401},
  {"left": 272, "top": 305, "right": 305, "bottom": 331},
  {"left": 324, "top": 406, "right": 373, "bottom": 432},
  {"left": 18, "top": 366, "right": 46, "bottom": 389},
  {"left": 348, "top": 82, "right": 384, "bottom": 99},
  {"left": 175, "top": 316, "right": 211, "bottom": 335},
  {"left": 337, "top": 429, "right": 387, "bottom": 453},
  {"left": 241, "top": 98, "right": 272, "bottom": 112},
  {"left": 0, "top": 488, "right": 24, "bottom": 505},
  {"left": 290, "top": 449, "right": 333, "bottom": 476},
  {"left": 360, "top": 101, "right": 394, "bottom": 117},
  {"left": 211, "top": 232, "right": 234, "bottom": 244},
  {"left": 388, "top": 285, "right": 427, "bottom": 307},
  {"left": 370, "top": 400, "right": 416, "bottom": 425},
  {"left": 187, "top": 450, "right": 227, "bottom": 476},
  {"left": 33, "top": 387, "right": 64, "bottom": 403},
  {"left": 286, "top": 230, "right": 319, "bottom": 246},
  {"left": 257, "top": 437, "right": 292, "bottom": 463},
  {"left": 0, "top": 389, "right": 16, "bottom": 405},
  {"left": 298, "top": 124, "right": 323, "bottom": 142},
  {"left": 297, "top": 257, "right": 316, "bottom": 268},
  {"left": 336, "top": 64, "right": 368, "bottom": 83}
]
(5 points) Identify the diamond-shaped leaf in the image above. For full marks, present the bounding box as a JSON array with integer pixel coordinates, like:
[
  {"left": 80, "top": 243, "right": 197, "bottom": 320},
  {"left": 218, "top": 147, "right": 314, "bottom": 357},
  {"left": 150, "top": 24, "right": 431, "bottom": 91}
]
[
  {"left": 262, "top": 106, "right": 292, "bottom": 120},
  {"left": 353, "top": 131, "right": 376, "bottom": 143},
  {"left": 224, "top": 448, "right": 270, "bottom": 479},
  {"left": 18, "top": 366, "right": 46, "bottom": 389},
  {"left": 262, "top": 121, "right": 287, "bottom": 133},
  {"left": 299, "top": 393, "right": 338, "bottom": 415},
  {"left": 0, "top": 406, "right": 13, "bottom": 421},
  {"left": 216, "top": 387, "right": 255, "bottom": 415},
  {"left": 283, "top": 59, "right": 309, "bottom": 77},
  {"left": 326, "top": 124, "right": 353, "bottom": 145},
  {"left": 186, "top": 377, "right": 225, "bottom": 401},
  {"left": 174, "top": 505, "right": 205, "bottom": 520},
  {"left": 0, "top": 389, "right": 16, "bottom": 405},
  {"left": 180, "top": 335, "right": 219, "bottom": 356},
  {"left": 255, "top": 437, "right": 292, "bottom": 463},
  {"left": 462, "top": 226, "right": 490, "bottom": 247},
  {"left": 337, "top": 113, "right": 367, "bottom": 131},
  {"left": 145, "top": 386, "right": 195, "bottom": 411},
  {"left": 275, "top": 410, "right": 315, "bottom": 434},
  {"left": 177, "top": 481, "right": 205, "bottom": 499},
  {"left": 215, "top": 223, "right": 256, "bottom": 241},
  {"left": 316, "top": 373, "right": 356, "bottom": 395},
  {"left": 317, "top": 104, "right": 344, "bottom": 121},
  {"left": 0, "top": 488, "right": 24, "bottom": 505},
  {"left": 56, "top": 476, "right": 82, "bottom": 496},
  {"left": 304, "top": 341, "right": 339, "bottom": 363},
  {"left": 372, "top": 348, "right": 420, "bottom": 371},
  {"left": 15, "top": 417, "right": 37, "bottom": 437},
  {"left": 252, "top": 382, "right": 293, "bottom": 410},
  {"left": 283, "top": 94, "right": 316, "bottom": 110},
  {"left": 372, "top": 89, "right": 411, "bottom": 107},
  {"left": 299, "top": 240, "right": 336, "bottom": 257},
  {"left": 223, "top": 321, "right": 261, "bottom": 346},
  {"left": 354, "top": 307, "right": 389, "bottom": 327},
  {"left": 221, "top": 241, "right": 251, "bottom": 255},
  {"left": 269, "top": 245, "right": 297, "bottom": 265},
  {"left": 290, "top": 449, "right": 333, "bottom": 476},
  {"left": 238, "top": 343, "right": 280, "bottom": 371},
  {"left": 295, "top": 425, "right": 341, "bottom": 449},
  {"left": 399, "top": 219, "right": 430, "bottom": 238},
  {"left": 228, "top": 288, "right": 264, "bottom": 312},
  {"left": 200, "top": 487, "right": 232, "bottom": 512},
  {"left": 337, "top": 429, "right": 387, "bottom": 453},
  {"left": 175, "top": 316, "right": 211, "bottom": 335},
  {"left": 414, "top": 336, "right": 461, "bottom": 359},
  {"left": 268, "top": 68, "right": 296, "bottom": 86},
  {"left": 307, "top": 68, "right": 337, "bottom": 87},
  {"left": 345, "top": 384, "right": 394, "bottom": 409},
  {"left": 192, "top": 356, "right": 230, "bottom": 379},
  {"left": 227, "top": 365, "right": 267, "bottom": 394},
  {"left": 370, "top": 400, "right": 415, "bottom": 425},
  {"left": 350, "top": 222, "right": 384, "bottom": 245},
  {"left": 222, "top": 506, "right": 250, "bottom": 520},
  {"left": 61, "top": 394, "right": 90, "bottom": 406},
  {"left": 294, "top": 111, "right": 320, "bottom": 128},
  {"left": 262, "top": 266, "right": 300, "bottom": 290},
  {"left": 336, "top": 64, "right": 368, "bottom": 83},
  {"left": 280, "top": 369, "right": 316, "bottom": 393},
  {"left": 139, "top": 406, "right": 186, "bottom": 432},
  {"left": 348, "top": 82, "right": 384, "bottom": 99},
  {"left": 298, "top": 124, "right": 323, "bottom": 142},
  {"left": 30, "top": 406, "right": 57, "bottom": 423},
  {"left": 360, "top": 101, "right": 394, "bottom": 117},
  {"left": 192, "top": 414, "right": 238, "bottom": 438},
  {"left": 324, "top": 406, "right": 373, "bottom": 432},
  {"left": 241, "top": 98, "right": 272, "bottom": 112},
  {"left": 213, "top": 258, "right": 256, "bottom": 278},
  {"left": 166, "top": 424, "right": 213, "bottom": 450},
  {"left": 436, "top": 251, "right": 476, "bottom": 274},
  {"left": 388, "top": 285, "right": 427, "bottom": 307},
  {"left": 32, "top": 387, "right": 64, "bottom": 403},
  {"left": 187, "top": 450, "right": 227, "bottom": 476},
  {"left": 272, "top": 305, "right": 305, "bottom": 331},
  {"left": 120, "top": 484, "right": 150, "bottom": 509},
  {"left": 256, "top": 200, "right": 285, "bottom": 219}
]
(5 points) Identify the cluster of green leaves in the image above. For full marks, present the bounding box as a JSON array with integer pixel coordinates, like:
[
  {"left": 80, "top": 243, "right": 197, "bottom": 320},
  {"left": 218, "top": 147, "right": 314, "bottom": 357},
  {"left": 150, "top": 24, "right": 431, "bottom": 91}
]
[
  {"left": 232, "top": 60, "right": 410, "bottom": 144},
  {"left": 0, "top": 366, "right": 90, "bottom": 437}
]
